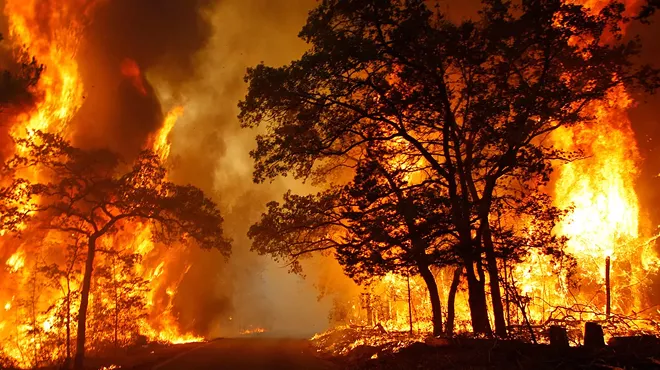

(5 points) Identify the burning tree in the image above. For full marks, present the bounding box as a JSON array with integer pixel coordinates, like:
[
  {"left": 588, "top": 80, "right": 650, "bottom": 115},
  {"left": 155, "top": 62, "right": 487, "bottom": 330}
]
[
  {"left": 241, "top": 0, "right": 659, "bottom": 337},
  {"left": 0, "top": 132, "right": 230, "bottom": 370}
]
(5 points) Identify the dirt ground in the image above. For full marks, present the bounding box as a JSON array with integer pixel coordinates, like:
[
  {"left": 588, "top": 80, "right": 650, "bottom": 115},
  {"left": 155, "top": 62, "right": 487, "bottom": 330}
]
[{"left": 333, "top": 338, "right": 660, "bottom": 370}]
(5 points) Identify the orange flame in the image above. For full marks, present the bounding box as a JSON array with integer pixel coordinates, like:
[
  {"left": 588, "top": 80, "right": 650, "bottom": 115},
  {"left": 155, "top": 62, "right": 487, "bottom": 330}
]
[
  {"left": 333, "top": 0, "right": 660, "bottom": 342},
  {"left": 4, "top": 0, "right": 87, "bottom": 138},
  {"left": 153, "top": 106, "right": 184, "bottom": 161},
  {"left": 0, "top": 1, "right": 201, "bottom": 367},
  {"left": 511, "top": 0, "right": 660, "bottom": 333}
]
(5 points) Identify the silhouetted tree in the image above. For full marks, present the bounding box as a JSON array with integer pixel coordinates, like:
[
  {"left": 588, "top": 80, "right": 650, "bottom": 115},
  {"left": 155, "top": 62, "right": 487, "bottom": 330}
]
[
  {"left": 250, "top": 147, "right": 457, "bottom": 335},
  {"left": 0, "top": 132, "right": 230, "bottom": 370},
  {"left": 0, "top": 34, "right": 42, "bottom": 112},
  {"left": 241, "top": 0, "right": 659, "bottom": 336}
]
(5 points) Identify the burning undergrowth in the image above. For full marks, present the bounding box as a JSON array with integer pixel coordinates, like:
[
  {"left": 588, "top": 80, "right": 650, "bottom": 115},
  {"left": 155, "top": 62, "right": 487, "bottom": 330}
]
[{"left": 311, "top": 326, "right": 425, "bottom": 359}]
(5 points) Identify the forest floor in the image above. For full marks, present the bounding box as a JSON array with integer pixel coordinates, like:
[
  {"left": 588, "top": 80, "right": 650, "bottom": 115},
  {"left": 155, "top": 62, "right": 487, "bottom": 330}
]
[
  {"left": 86, "top": 337, "right": 334, "bottom": 370},
  {"left": 313, "top": 328, "right": 660, "bottom": 370},
  {"left": 82, "top": 341, "right": 205, "bottom": 370}
]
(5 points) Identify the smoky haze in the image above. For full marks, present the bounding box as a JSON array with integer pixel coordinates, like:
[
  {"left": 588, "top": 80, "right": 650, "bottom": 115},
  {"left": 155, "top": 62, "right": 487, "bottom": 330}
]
[
  {"left": 2, "top": 0, "right": 657, "bottom": 339},
  {"left": 71, "top": 0, "right": 349, "bottom": 338},
  {"left": 70, "top": 0, "right": 660, "bottom": 337}
]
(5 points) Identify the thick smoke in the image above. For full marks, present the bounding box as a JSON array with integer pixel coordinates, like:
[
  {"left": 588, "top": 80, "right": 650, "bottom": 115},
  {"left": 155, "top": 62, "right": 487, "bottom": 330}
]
[
  {"left": 161, "top": 0, "right": 347, "bottom": 337},
  {"left": 73, "top": 0, "right": 214, "bottom": 158},
  {"left": 70, "top": 0, "right": 350, "bottom": 338}
]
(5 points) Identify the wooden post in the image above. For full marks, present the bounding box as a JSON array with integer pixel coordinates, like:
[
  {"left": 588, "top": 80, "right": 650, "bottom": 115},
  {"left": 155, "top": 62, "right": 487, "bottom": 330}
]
[
  {"left": 548, "top": 325, "right": 569, "bottom": 348},
  {"left": 407, "top": 274, "right": 413, "bottom": 334},
  {"left": 605, "top": 256, "right": 611, "bottom": 319},
  {"left": 584, "top": 322, "right": 605, "bottom": 348}
]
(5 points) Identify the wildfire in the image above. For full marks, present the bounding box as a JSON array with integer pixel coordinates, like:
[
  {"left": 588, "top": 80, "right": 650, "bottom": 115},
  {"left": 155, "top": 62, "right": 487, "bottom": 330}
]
[
  {"left": 4, "top": 0, "right": 86, "bottom": 138},
  {"left": 0, "top": 1, "right": 202, "bottom": 368},
  {"left": 6, "top": 251, "right": 25, "bottom": 273},
  {"left": 509, "top": 0, "right": 660, "bottom": 330},
  {"left": 326, "top": 0, "right": 660, "bottom": 345}
]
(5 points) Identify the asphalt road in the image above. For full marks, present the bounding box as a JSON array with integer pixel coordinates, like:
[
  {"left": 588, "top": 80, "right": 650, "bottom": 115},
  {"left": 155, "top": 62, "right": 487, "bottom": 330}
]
[{"left": 151, "top": 338, "right": 337, "bottom": 370}]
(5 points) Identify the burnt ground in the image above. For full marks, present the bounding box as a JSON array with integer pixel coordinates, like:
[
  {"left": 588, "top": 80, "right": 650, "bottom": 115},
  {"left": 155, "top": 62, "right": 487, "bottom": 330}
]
[
  {"left": 86, "top": 338, "right": 336, "bottom": 370},
  {"left": 16, "top": 334, "right": 660, "bottom": 369},
  {"left": 328, "top": 338, "right": 660, "bottom": 370}
]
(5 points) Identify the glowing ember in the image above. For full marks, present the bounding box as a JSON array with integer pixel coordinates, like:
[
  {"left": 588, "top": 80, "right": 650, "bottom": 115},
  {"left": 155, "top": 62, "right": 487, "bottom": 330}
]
[{"left": 240, "top": 327, "right": 267, "bottom": 335}]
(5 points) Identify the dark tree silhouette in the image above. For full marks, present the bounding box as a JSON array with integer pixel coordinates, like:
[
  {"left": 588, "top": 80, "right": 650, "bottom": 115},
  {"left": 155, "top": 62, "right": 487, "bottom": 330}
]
[
  {"left": 240, "top": 0, "right": 658, "bottom": 335},
  {"left": 250, "top": 144, "right": 457, "bottom": 335},
  {"left": 0, "top": 34, "right": 42, "bottom": 109},
  {"left": 0, "top": 132, "right": 230, "bottom": 370}
]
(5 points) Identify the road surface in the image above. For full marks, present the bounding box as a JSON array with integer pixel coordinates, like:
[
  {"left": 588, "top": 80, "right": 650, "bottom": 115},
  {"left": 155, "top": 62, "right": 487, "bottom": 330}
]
[{"left": 151, "top": 338, "right": 337, "bottom": 370}]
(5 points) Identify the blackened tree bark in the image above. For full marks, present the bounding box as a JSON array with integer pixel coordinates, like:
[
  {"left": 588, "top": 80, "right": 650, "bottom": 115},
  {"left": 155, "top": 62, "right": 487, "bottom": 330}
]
[
  {"left": 446, "top": 266, "right": 462, "bottom": 336},
  {"left": 73, "top": 236, "right": 97, "bottom": 370},
  {"left": 482, "top": 224, "right": 507, "bottom": 337},
  {"left": 418, "top": 263, "right": 443, "bottom": 336},
  {"left": 463, "top": 257, "right": 492, "bottom": 336}
]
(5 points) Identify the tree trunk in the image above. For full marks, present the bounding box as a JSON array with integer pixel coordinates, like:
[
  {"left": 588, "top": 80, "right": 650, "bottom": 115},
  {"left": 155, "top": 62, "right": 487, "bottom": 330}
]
[
  {"left": 31, "top": 273, "right": 38, "bottom": 368},
  {"left": 463, "top": 259, "right": 492, "bottom": 336},
  {"left": 549, "top": 326, "right": 569, "bottom": 348},
  {"left": 482, "top": 225, "right": 507, "bottom": 337},
  {"left": 446, "top": 266, "right": 463, "bottom": 336},
  {"left": 113, "top": 255, "right": 119, "bottom": 351},
  {"left": 584, "top": 322, "right": 605, "bottom": 348},
  {"left": 65, "top": 278, "right": 71, "bottom": 369},
  {"left": 407, "top": 275, "right": 413, "bottom": 334},
  {"left": 418, "top": 264, "right": 443, "bottom": 337},
  {"left": 73, "top": 237, "right": 97, "bottom": 370}
]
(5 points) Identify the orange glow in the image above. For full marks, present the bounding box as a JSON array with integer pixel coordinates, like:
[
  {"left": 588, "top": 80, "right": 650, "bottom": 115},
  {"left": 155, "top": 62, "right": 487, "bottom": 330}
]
[
  {"left": 4, "top": 0, "right": 86, "bottom": 138},
  {"left": 6, "top": 251, "right": 25, "bottom": 273},
  {"left": 120, "top": 58, "right": 148, "bottom": 96},
  {"left": 329, "top": 0, "right": 660, "bottom": 344},
  {"left": 240, "top": 327, "right": 267, "bottom": 335}
]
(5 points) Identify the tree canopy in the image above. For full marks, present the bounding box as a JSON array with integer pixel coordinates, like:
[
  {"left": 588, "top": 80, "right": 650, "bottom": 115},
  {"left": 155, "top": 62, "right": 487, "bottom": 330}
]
[
  {"left": 241, "top": 0, "right": 659, "bottom": 336},
  {"left": 0, "top": 131, "right": 230, "bottom": 369}
]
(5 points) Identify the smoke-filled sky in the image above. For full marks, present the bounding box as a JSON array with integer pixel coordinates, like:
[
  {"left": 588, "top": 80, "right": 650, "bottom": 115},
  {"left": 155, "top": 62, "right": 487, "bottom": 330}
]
[
  {"left": 74, "top": 0, "right": 339, "bottom": 337},
  {"left": 76, "top": 0, "right": 345, "bottom": 337}
]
